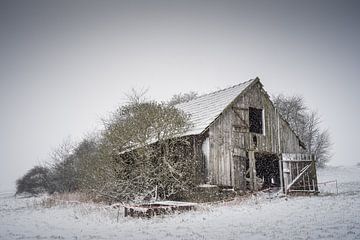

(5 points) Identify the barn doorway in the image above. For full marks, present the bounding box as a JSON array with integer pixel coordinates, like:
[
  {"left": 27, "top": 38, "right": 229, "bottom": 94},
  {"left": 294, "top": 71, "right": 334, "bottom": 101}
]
[{"left": 255, "top": 153, "right": 280, "bottom": 189}]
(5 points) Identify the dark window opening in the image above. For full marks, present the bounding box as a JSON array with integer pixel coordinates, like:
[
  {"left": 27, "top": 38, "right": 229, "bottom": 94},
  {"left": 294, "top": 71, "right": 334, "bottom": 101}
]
[
  {"left": 252, "top": 135, "right": 258, "bottom": 147},
  {"left": 249, "top": 107, "right": 263, "bottom": 134}
]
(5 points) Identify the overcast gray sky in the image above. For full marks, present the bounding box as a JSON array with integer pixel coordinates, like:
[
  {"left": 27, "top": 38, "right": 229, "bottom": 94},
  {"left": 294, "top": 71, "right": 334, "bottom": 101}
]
[{"left": 1, "top": 0, "right": 359, "bottom": 191}]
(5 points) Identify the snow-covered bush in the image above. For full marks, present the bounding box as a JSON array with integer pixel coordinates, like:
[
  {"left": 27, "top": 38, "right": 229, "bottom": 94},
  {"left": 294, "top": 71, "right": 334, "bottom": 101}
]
[
  {"left": 16, "top": 165, "right": 50, "bottom": 195},
  {"left": 78, "top": 97, "right": 196, "bottom": 202}
]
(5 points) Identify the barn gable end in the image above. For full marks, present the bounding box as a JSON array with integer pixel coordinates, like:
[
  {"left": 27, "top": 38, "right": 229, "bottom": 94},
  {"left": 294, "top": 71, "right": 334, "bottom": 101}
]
[{"left": 175, "top": 78, "right": 317, "bottom": 194}]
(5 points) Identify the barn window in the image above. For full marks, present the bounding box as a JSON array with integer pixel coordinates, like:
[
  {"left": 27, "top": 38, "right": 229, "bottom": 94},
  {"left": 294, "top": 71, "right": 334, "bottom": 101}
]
[{"left": 249, "top": 107, "right": 263, "bottom": 134}]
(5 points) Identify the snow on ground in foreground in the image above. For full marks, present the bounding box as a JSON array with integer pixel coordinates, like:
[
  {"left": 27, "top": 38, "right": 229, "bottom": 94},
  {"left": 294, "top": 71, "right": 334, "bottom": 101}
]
[{"left": 1, "top": 166, "right": 359, "bottom": 240}]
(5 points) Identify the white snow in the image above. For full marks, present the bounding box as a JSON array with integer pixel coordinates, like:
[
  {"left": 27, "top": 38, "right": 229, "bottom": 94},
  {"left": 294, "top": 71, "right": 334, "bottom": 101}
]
[{"left": 1, "top": 166, "right": 359, "bottom": 240}]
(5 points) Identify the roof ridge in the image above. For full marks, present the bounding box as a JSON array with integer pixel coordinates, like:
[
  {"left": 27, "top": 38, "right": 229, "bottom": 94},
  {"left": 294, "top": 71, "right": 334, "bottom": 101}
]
[{"left": 175, "top": 78, "right": 257, "bottom": 106}]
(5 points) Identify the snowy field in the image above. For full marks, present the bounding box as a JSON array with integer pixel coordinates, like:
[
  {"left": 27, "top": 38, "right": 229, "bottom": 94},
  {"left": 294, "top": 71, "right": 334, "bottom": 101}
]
[{"left": 1, "top": 166, "right": 359, "bottom": 240}]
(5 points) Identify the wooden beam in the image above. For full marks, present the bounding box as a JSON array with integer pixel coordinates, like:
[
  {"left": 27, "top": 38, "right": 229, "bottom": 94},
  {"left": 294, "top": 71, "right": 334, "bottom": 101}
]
[{"left": 281, "top": 160, "right": 313, "bottom": 162}]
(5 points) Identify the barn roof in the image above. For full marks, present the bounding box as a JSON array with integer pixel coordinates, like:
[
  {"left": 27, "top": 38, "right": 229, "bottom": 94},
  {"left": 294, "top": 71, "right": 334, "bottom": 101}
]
[{"left": 175, "top": 78, "right": 258, "bottom": 136}]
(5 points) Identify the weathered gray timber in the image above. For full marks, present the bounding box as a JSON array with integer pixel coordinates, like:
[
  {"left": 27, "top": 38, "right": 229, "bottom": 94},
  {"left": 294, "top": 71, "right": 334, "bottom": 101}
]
[
  {"left": 124, "top": 201, "right": 197, "bottom": 218},
  {"left": 281, "top": 153, "right": 318, "bottom": 194},
  {"left": 175, "top": 78, "right": 317, "bottom": 194}
]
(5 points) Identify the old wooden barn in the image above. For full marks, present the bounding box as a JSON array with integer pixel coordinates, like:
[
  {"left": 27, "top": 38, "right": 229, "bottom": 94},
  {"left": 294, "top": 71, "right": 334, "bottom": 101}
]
[{"left": 174, "top": 78, "right": 318, "bottom": 195}]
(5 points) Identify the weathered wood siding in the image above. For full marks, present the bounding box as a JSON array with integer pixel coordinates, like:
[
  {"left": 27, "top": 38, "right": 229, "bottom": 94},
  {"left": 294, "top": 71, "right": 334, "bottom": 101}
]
[
  {"left": 207, "top": 81, "right": 303, "bottom": 188},
  {"left": 208, "top": 112, "right": 233, "bottom": 186}
]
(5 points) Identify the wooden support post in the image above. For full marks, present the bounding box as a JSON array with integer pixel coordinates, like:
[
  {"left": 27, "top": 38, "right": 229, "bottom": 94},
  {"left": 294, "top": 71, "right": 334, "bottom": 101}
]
[
  {"left": 279, "top": 154, "right": 284, "bottom": 193},
  {"left": 248, "top": 150, "right": 256, "bottom": 191},
  {"left": 124, "top": 207, "right": 128, "bottom": 217},
  {"left": 312, "top": 155, "right": 319, "bottom": 192},
  {"left": 289, "top": 161, "right": 292, "bottom": 189}
]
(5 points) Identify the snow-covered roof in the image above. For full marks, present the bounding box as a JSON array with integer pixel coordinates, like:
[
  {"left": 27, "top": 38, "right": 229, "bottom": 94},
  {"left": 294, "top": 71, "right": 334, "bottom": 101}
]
[{"left": 175, "top": 78, "right": 258, "bottom": 136}]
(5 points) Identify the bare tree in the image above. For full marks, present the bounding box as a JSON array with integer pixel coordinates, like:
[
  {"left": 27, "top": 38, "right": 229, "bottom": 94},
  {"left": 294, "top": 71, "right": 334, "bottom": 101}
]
[
  {"left": 47, "top": 138, "right": 79, "bottom": 193},
  {"left": 313, "top": 130, "right": 332, "bottom": 168},
  {"left": 59, "top": 137, "right": 102, "bottom": 194},
  {"left": 273, "top": 94, "right": 332, "bottom": 167},
  {"left": 168, "top": 91, "right": 198, "bottom": 105},
  {"left": 272, "top": 94, "right": 307, "bottom": 135},
  {"left": 16, "top": 138, "right": 80, "bottom": 195}
]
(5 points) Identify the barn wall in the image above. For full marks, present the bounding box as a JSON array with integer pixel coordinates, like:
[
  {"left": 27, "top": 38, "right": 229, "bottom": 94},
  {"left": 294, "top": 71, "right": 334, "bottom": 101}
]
[
  {"left": 207, "top": 81, "right": 303, "bottom": 188},
  {"left": 208, "top": 111, "right": 233, "bottom": 186}
]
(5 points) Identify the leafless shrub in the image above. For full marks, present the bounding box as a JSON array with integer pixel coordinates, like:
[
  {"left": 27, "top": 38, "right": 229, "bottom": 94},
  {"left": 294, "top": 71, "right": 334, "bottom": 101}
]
[{"left": 16, "top": 165, "right": 50, "bottom": 195}]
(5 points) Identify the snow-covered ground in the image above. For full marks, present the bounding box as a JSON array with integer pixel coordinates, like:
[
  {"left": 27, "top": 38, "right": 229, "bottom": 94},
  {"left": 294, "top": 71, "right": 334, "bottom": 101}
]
[{"left": 1, "top": 166, "right": 359, "bottom": 240}]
